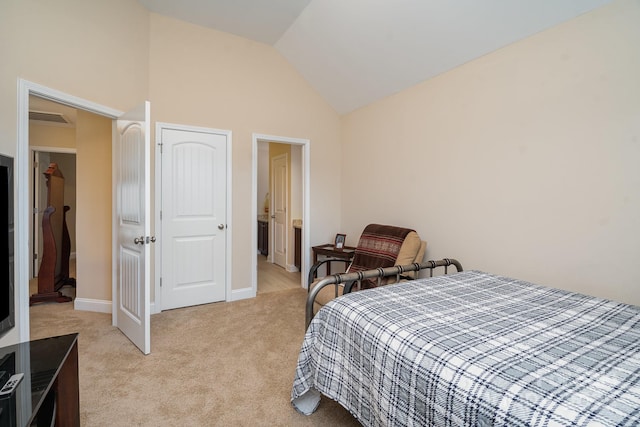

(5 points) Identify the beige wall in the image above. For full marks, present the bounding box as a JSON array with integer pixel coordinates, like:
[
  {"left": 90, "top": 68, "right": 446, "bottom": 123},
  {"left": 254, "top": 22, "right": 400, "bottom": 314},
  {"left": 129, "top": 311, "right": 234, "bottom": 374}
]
[
  {"left": 0, "top": 0, "right": 149, "bottom": 134},
  {"left": 149, "top": 14, "right": 342, "bottom": 291},
  {"left": 341, "top": 0, "right": 640, "bottom": 305},
  {"left": 29, "top": 124, "right": 76, "bottom": 150},
  {"left": 75, "top": 110, "right": 113, "bottom": 301}
]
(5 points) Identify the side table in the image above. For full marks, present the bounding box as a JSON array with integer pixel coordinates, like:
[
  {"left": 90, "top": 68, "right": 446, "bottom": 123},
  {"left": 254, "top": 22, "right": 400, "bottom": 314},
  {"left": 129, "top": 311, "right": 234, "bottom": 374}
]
[
  {"left": 312, "top": 244, "right": 357, "bottom": 276},
  {"left": 0, "top": 333, "right": 79, "bottom": 426}
]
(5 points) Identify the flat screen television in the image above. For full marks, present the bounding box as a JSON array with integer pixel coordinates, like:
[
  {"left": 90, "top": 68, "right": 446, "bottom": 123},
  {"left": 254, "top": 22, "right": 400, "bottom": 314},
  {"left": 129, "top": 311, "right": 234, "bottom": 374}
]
[{"left": 0, "top": 154, "right": 14, "bottom": 339}]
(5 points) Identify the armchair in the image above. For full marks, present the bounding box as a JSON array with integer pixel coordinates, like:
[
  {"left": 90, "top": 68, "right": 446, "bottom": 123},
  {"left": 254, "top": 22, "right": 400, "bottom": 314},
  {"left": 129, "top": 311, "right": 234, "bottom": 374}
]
[{"left": 308, "top": 224, "right": 426, "bottom": 315}]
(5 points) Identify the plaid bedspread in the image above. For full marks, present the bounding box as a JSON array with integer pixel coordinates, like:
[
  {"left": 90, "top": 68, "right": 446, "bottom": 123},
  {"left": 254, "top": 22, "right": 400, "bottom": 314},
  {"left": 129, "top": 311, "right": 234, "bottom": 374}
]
[{"left": 291, "top": 271, "right": 640, "bottom": 426}]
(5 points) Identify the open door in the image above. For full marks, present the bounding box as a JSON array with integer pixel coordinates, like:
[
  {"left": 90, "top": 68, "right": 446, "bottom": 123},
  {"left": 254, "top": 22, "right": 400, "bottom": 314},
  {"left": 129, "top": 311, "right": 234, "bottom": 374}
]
[
  {"left": 113, "top": 102, "right": 151, "bottom": 354},
  {"left": 272, "top": 153, "right": 288, "bottom": 268}
]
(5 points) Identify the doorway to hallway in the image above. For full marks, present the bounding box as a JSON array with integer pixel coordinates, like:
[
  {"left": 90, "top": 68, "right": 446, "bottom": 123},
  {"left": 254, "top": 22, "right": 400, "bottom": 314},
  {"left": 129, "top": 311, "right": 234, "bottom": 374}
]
[{"left": 252, "top": 134, "right": 310, "bottom": 297}]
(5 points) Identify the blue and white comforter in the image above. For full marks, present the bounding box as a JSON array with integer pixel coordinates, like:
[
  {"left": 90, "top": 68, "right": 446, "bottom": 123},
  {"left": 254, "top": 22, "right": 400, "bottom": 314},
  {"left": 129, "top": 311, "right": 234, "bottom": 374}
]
[{"left": 291, "top": 271, "right": 640, "bottom": 426}]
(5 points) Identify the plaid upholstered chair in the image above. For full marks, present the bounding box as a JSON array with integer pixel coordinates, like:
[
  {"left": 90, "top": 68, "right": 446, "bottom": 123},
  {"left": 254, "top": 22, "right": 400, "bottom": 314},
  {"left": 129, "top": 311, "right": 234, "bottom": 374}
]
[{"left": 308, "top": 224, "right": 426, "bottom": 315}]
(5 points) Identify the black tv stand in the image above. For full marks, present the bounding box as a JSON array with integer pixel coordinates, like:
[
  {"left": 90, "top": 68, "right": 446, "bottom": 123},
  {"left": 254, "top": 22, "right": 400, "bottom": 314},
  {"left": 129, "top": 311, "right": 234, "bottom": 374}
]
[{"left": 0, "top": 333, "right": 79, "bottom": 426}]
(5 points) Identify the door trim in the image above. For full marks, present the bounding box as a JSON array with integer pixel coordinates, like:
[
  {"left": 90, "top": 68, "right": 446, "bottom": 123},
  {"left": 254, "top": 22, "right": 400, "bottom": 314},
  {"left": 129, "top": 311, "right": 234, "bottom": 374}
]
[
  {"left": 17, "top": 79, "right": 122, "bottom": 342},
  {"left": 153, "top": 122, "right": 232, "bottom": 313},
  {"left": 251, "top": 133, "right": 310, "bottom": 298}
]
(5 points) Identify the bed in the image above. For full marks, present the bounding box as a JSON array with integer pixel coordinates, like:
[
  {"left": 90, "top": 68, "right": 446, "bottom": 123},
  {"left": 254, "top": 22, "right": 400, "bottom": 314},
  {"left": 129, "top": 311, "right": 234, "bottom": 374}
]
[{"left": 291, "top": 261, "right": 640, "bottom": 426}]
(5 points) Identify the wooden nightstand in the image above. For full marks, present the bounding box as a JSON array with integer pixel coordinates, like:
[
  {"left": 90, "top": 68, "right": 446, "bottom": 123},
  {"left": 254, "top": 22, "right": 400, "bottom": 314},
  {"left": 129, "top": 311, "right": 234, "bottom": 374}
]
[{"left": 312, "top": 244, "right": 356, "bottom": 275}]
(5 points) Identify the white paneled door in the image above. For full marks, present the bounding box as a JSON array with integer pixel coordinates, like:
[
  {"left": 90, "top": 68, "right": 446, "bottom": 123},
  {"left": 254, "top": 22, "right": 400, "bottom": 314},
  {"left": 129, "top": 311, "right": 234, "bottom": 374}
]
[
  {"left": 272, "top": 154, "right": 288, "bottom": 269},
  {"left": 114, "top": 102, "right": 151, "bottom": 355},
  {"left": 160, "top": 127, "right": 227, "bottom": 310}
]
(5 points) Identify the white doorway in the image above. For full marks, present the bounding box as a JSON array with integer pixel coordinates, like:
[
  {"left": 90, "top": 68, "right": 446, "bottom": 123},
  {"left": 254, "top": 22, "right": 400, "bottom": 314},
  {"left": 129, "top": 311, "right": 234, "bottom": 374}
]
[
  {"left": 17, "top": 80, "right": 152, "bottom": 353},
  {"left": 154, "top": 123, "right": 232, "bottom": 312},
  {"left": 251, "top": 134, "right": 310, "bottom": 297}
]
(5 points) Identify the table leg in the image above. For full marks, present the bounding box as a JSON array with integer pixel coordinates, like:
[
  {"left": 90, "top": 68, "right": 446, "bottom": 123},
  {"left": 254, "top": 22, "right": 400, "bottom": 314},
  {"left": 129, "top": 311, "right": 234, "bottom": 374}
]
[{"left": 54, "top": 340, "right": 80, "bottom": 426}]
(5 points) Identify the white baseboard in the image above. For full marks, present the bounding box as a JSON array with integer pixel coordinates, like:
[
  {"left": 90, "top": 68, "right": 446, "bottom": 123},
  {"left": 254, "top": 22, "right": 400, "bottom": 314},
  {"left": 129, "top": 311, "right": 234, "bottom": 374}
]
[
  {"left": 286, "top": 263, "right": 299, "bottom": 273},
  {"left": 74, "top": 298, "right": 111, "bottom": 313},
  {"left": 74, "top": 298, "right": 158, "bottom": 315},
  {"left": 231, "top": 287, "right": 255, "bottom": 301}
]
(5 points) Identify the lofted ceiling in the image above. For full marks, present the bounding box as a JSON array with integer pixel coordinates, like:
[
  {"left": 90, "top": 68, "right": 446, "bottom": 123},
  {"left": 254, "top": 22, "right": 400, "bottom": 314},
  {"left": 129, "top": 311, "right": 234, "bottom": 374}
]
[
  {"left": 138, "top": 0, "right": 612, "bottom": 114},
  {"left": 32, "top": 1, "right": 614, "bottom": 118}
]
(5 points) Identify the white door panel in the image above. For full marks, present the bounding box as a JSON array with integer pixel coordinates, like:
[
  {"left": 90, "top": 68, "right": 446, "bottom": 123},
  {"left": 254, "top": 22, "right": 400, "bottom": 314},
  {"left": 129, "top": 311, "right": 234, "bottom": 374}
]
[
  {"left": 272, "top": 154, "right": 288, "bottom": 268},
  {"left": 161, "top": 128, "right": 227, "bottom": 310},
  {"left": 114, "top": 101, "right": 151, "bottom": 355}
]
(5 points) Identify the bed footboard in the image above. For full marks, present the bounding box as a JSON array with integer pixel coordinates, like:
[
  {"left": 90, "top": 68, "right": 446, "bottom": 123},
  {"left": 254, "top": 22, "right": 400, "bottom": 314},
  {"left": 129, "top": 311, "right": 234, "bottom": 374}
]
[{"left": 306, "top": 258, "right": 463, "bottom": 328}]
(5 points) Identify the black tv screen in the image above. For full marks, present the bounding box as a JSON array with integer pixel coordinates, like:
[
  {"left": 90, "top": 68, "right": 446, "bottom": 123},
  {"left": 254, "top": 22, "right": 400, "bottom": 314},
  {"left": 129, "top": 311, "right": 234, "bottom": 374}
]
[{"left": 0, "top": 154, "right": 14, "bottom": 339}]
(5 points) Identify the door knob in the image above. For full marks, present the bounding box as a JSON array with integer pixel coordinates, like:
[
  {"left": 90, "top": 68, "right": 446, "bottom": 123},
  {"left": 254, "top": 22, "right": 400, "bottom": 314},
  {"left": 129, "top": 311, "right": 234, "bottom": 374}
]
[
  {"left": 134, "top": 236, "right": 144, "bottom": 245},
  {"left": 218, "top": 224, "right": 225, "bottom": 230}
]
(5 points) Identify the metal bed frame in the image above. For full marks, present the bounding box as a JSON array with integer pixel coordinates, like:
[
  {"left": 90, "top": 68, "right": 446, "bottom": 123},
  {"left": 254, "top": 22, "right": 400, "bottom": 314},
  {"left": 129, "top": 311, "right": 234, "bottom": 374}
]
[{"left": 306, "top": 258, "right": 463, "bottom": 328}]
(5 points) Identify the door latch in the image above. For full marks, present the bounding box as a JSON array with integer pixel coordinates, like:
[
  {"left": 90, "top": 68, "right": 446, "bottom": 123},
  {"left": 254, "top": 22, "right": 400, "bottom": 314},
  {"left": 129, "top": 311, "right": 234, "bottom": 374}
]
[{"left": 134, "top": 236, "right": 156, "bottom": 245}]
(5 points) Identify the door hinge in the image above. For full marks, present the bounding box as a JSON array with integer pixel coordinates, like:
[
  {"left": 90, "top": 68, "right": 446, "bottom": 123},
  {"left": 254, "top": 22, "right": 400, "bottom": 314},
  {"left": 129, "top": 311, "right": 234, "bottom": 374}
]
[
  {"left": 159, "top": 277, "right": 162, "bottom": 288},
  {"left": 158, "top": 143, "right": 163, "bottom": 154},
  {"left": 160, "top": 210, "right": 162, "bottom": 220}
]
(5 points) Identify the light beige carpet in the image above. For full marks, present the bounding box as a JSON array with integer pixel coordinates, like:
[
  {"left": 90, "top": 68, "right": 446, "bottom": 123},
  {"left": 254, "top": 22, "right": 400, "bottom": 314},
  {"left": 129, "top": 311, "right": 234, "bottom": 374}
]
[{"left": 30, "top": 288, "right": 360, "bottom": 426}]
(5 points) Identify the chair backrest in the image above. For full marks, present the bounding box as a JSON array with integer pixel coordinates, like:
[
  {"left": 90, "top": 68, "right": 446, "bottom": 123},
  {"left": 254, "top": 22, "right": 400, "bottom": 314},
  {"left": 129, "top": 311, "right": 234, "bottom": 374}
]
[{"left": 346, "top": 224, "right": 425, "bottom": 289}]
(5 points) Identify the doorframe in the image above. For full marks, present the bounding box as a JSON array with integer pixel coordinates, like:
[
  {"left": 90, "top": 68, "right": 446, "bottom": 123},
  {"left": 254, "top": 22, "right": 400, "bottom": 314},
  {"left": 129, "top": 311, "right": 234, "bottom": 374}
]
[
  {"left": 17, "top": 79, "right": 122, "bottom": 342},
  {"left": 153, "top": 122, "right": 233, "bottom": 312},
  {"left": 251, "top": 133, "right": 310, "bottom": 296}
]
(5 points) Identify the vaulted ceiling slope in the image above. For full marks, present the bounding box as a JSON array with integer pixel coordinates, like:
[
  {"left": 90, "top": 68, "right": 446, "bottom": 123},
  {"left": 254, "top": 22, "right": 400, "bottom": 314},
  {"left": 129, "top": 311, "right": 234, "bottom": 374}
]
[{"left": 138, "top": 0, "right": 612, "bottom": 114}]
